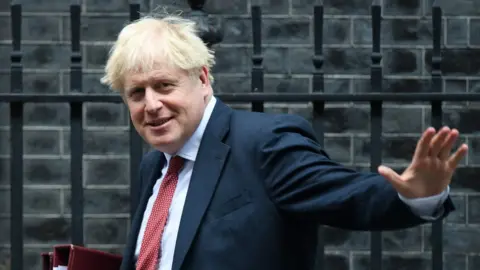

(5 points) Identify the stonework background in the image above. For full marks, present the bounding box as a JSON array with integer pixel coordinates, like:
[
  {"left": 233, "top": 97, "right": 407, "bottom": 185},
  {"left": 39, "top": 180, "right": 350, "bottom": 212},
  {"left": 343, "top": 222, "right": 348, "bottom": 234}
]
[{"left": 0, "top": 0, "right": 479, "bottom": 269}]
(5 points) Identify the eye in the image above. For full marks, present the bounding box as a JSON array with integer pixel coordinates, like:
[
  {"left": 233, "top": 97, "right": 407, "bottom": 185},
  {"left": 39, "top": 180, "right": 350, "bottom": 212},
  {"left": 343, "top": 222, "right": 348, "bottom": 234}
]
[
  {"left": 154, "top": 82, "right": 172, "bottom": 88},
  {"left": 128, "top": 87, "right": 144, "bottom": 98},
  {"left": 152, "top": 82, "right": 175, "bottom": 94}
]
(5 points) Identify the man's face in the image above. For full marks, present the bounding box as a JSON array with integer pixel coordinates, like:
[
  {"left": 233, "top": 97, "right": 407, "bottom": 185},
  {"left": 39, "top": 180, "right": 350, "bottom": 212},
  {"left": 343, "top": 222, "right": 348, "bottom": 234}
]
[{"left": 123, "top": 65, "right": 211, "bottom": 154}]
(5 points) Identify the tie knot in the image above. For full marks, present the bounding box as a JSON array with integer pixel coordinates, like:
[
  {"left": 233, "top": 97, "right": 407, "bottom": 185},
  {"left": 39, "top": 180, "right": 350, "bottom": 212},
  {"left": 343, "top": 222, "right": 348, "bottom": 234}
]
[{"left": 167, "top": 155, "right": 184, "bottom": 174}]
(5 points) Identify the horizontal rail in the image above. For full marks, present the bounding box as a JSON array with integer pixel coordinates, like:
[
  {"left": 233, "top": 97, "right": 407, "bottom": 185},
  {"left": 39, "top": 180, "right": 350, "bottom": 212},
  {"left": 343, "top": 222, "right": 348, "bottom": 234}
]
[{"left": 1, "top": 93, "right": 480, "bottom": 103}]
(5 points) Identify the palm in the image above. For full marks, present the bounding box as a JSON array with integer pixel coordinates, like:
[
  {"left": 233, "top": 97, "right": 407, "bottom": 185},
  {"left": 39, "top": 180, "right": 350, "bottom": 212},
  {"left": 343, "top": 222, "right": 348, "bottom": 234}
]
[{"left": 378, "top": 127, "right": 468, "bottom": 199}]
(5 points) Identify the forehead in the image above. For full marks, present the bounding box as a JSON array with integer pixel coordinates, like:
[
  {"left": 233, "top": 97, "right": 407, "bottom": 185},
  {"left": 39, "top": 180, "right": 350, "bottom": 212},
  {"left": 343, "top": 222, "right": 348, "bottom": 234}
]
[{"left": 124, "top": 65, "right": 186, "bottom": 88}]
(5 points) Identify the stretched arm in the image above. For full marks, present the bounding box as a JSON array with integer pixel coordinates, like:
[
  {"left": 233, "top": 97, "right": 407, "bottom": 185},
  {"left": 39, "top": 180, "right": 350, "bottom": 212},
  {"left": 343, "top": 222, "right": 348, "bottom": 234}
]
[{"left": 258, "top": 114, "right": 454, "bottom": 231}]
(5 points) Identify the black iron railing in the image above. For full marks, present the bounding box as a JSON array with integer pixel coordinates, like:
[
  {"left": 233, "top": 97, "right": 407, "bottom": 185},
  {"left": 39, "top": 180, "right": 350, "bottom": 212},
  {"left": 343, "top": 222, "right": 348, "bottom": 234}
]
[{"left": 2, "top": 1, "right": 480, "bottom": 270}]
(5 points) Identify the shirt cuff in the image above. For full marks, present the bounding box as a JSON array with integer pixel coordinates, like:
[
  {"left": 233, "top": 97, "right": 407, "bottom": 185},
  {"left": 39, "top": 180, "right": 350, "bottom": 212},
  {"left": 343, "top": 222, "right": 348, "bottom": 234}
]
[{"left": 398, "top": 186, "right": 450, "bottom": 220}]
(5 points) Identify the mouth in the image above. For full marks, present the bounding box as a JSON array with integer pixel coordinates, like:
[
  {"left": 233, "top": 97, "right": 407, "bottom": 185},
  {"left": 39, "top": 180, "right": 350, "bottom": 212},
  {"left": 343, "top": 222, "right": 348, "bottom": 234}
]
[{"left": 146, "top": 117, "right": 173, "bottom": 128}]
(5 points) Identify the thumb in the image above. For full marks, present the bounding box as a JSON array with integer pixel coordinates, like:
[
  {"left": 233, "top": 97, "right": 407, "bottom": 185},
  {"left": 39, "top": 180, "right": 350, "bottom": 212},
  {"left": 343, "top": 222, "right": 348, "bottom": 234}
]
[{"left": 378, "top": 165, "right": 406, "bottom": 191}]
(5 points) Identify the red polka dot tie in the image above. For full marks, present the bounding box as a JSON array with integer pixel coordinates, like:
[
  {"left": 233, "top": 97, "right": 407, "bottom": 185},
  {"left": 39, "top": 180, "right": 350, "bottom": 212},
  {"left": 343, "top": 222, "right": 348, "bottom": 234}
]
[{"left": 136, "top": 156, "right": 185, "bottom": 270}]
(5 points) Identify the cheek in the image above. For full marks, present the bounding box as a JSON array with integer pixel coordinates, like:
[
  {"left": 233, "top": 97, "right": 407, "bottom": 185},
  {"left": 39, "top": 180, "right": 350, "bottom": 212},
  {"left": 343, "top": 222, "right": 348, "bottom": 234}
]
[
  {"left": 180, "top": 101, "right": 206, "bottom": 128},
  {"left": 128, "top": 105, "right": 144, "bottom": 122}
]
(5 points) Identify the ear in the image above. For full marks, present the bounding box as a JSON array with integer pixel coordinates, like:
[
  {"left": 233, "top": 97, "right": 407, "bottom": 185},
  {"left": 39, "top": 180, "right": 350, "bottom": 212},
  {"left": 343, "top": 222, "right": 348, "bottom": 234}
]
[{"left": 199, "top": 66, "right": 210, "bottom": 87}]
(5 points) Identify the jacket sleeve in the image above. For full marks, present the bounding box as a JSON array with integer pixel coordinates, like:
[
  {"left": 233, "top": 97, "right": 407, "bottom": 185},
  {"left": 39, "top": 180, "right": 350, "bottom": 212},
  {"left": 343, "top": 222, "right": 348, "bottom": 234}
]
[{"left": 257, "top": 114, "right": 454, "bottom": 231}]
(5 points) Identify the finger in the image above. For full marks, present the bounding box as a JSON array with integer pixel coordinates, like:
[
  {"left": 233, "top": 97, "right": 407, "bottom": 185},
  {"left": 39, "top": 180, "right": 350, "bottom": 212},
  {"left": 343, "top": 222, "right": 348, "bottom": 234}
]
[
  {"left": 378, "top": 165, "right": 409, "bottom": 193},
  {"left": 429, "top": 126, "right": 451, "bottom": 157},
  {"left": 447, "top": 143, "right": 468, "bottom": 169},
  {"left": 414, "top": 127, "right": 436, "bottom": 159},
  {"left": 438, "top": 129, "right": 459, "bottom": 160}
]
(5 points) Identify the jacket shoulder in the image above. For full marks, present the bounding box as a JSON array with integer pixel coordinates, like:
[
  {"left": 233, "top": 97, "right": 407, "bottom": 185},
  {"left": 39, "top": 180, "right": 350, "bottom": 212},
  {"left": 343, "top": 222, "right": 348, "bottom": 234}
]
[{"left": 230, "top": 109, "right": 316, "bottom": 138}]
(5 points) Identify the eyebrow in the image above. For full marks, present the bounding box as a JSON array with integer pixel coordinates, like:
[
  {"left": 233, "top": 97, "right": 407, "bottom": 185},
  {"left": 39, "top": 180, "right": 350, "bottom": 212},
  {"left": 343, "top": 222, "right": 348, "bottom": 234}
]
[
  {"left": 151, "top": 73, "right": 177, "bottom": 82},
  {"left": 125, "top": 76, "right": 178, "bottom": 92}
]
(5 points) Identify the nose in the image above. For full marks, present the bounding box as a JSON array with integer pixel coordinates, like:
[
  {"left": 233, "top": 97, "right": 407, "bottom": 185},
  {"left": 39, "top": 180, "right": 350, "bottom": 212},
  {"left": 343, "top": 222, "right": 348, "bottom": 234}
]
[{"left": 144, "top": 87, "right": 162, "bottom": 113}]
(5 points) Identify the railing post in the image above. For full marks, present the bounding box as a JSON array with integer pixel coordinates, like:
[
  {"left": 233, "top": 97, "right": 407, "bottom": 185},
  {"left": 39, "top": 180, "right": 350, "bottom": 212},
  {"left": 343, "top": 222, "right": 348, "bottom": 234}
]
[
  {"left": 128, "top": 2, "right": 144, "bottom": 219},
  {"left": 370, "top": 1, "right": 383, "bottom": 270},
  {"left": 250, "top": 3, "right": 264, "bottom": 113},
  {"left": 312, "top": 1, "right": 325, "bottom": 269},
  {"left": 312, "top": 0, "right": 325, "bottom": 143},
  {"left": 430, "top": 1, "right": 443, "bottom": 269},
  {"left": 69, "top": 2, "right": 84, "bottom": 246},
  {"left": 10, "top": 3, "right": 23, "bottom": 270}
]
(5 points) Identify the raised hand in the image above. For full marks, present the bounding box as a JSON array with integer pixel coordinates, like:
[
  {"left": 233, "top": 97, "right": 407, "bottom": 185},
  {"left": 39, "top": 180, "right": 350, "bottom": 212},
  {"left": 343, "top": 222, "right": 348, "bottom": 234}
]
[{"left": 377, "top": 126, "right": 468, "bottom": 199}]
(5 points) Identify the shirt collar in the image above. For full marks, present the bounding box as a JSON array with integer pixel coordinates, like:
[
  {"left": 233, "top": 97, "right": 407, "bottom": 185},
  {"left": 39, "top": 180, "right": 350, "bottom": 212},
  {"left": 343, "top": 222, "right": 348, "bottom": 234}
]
[{"left": 164, "top": 96, "right": 217, "bottom": 162}]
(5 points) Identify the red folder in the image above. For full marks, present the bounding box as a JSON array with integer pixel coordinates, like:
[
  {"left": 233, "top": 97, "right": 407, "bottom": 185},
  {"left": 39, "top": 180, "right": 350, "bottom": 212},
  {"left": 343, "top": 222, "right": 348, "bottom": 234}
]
[
  {"left": 52, "top": 244, "right": 122, "bottom": 270},
  {"left": 41, "top": 252, "right": 53, "bottom": 270}
]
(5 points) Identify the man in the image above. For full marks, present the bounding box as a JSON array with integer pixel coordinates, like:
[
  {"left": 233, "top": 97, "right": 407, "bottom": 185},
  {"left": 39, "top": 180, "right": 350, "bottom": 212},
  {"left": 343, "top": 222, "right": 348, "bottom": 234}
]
[{"left": 100, "top": 15, "right": 468, "bottom": 270}]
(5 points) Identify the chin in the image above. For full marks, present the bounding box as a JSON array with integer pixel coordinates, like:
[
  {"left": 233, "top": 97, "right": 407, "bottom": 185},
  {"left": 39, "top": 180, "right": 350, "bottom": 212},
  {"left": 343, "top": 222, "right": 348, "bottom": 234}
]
[{"left": 147, "top": 134, "right": 180, "bottom": 153}]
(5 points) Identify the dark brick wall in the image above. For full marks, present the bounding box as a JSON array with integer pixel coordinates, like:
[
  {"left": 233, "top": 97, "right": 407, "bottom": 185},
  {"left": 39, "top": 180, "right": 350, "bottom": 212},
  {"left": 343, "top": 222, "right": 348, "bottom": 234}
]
[{"left": 0, "top": 0, "right": 479, "bottom": 269}]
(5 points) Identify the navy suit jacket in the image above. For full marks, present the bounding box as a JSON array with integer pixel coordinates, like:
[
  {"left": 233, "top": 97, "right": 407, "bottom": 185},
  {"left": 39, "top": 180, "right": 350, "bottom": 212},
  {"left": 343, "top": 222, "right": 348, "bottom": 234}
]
[{"left": 120, "top": 100, "right": 454, "bottom": 270}]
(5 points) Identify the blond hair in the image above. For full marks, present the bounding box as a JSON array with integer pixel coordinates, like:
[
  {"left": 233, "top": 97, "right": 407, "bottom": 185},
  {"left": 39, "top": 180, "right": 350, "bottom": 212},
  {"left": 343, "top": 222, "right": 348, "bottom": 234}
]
[{"left": 100, "top": 15, "right": 215, "bottom": 92}]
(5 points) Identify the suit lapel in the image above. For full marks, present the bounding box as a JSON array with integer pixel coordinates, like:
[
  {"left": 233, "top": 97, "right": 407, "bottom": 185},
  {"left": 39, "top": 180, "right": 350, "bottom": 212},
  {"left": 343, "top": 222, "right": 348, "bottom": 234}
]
[
  {"left": 172, "top": 101, "right": 232, "bottom": 270},
  {"left": 121, "top": 151, "right": 165, "bottom": 270}
]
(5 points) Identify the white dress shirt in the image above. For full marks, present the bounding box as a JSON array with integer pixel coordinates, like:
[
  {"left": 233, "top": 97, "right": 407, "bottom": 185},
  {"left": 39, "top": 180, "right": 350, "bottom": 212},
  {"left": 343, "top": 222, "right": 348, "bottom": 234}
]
[
  {"left": 134, "top": 95, "right": 449, "bottom": 269},
  {"left": 134, "top": 96, "right": 217, "bottom": 270}
]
